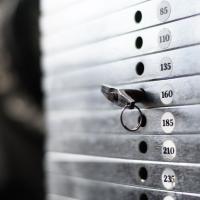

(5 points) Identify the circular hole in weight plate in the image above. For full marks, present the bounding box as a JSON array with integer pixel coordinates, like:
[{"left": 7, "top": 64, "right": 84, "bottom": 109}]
[
  {"left": 140, "top": 193, "right": 148, "bottom": 200},
  {"left": 135, "top": 36, "right": 143, "bottom": 49},
  {"left": 136, "top": 62, "right": 144, "bottom": 76},
  {"left": 139, "top": 141, "right": 148, "bottom": 154},
  {"left": 139, "top": 167, "right": 148, "bottom": 182},
  {"left": 135, "top": 10, "right": 142, "bottom": 23}
]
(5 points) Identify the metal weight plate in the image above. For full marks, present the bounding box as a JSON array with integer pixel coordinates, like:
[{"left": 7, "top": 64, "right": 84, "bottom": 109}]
[
  {"left": 41, "top": 0, "right": 149, "bottom": 35},
  {"left": 45, "top": 75, "right": 200, "bottom": 110},
  {"left": 48, "top": 174, "right": 200, "bottom": 200},
  {"left": 47, "top": 134, "right": 200, "bottom": 163},
  {"left": 41, "top": 0, "right": 200, "bottom": 199},
  {"left": 43, "top": 15, "right": 200, "bottom": 74},
  {"left": 47, "top": 104, "right": 200, "bottom": 135},
  {"left": 46, "top": 154, "right": 200, "bottom": 194},
  {"left": 42, "top": 0, "right": 200, "bottom": 54},
  {"left": 43, "top": 44, "right": 200, "bottom": 89}
]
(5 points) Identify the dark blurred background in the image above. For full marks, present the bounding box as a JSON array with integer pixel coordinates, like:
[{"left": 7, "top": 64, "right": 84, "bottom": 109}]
[{"left": 0, "top": 0, "right": 44, "bottom": 199}]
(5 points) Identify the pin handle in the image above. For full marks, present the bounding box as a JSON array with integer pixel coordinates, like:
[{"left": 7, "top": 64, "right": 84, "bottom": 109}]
[
  {"left": 101, "top": 85, "right": 146, "bottom": 132},
  {"left": 101, "top": 85, "right": 145, "bottom": 108},
  {"left": 120, "top": 105, "right": 144, "bottom": 132}
]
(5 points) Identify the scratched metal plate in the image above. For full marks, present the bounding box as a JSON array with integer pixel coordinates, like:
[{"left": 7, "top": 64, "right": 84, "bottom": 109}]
[{"left": 48, "top": 174, "right": 200, "bottom": 200}]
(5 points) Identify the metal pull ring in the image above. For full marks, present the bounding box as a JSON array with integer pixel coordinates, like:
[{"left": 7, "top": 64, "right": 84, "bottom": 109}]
[
  {"left": 120, "top": 104, "right": 143, "bottom": 132},
  {"left": 101, "top": 85, "right": 146, "bottom": 132}
]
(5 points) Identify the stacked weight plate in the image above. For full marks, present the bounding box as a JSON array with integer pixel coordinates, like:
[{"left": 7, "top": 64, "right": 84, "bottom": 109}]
[{"left": 41, "top": 0, "right": 200, "bottom": 199}]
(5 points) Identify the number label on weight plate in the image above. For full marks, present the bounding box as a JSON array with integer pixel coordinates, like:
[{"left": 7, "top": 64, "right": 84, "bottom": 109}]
[
  {"left": 161, "top": 112, "right": 175, "bottom": 133},
  {"left": 160, "top": 85, "right": 174, "bottom": 105},
  {"left": 164, "top": 196, "right": 175, "bottom": 200},
  {"left": 159, "top": 28, "right": 172, "bottom": 49},
  {"left": 160, "top": 57, "right": 173, "bottom": 75},
  {"left": 158, "top": 1, "right": 171, "bottom": 22},
  {"left": 162, "top": 140, "right": 176, "bottom": 161},
  {"left": 162, "top": 168, "right": 176, "bottom": 190}
]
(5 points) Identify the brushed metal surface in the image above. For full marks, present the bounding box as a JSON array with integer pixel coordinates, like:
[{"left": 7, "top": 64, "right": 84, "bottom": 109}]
[
  {"left": 43, "top": 15, "right": 200, "bottom": 73},
  {"left": 47, "top": 134, "right": 200, "bottom": 163},
  {"left": 41, "top": 0, "right": 149, "bottom": 36},
  {"left": 42, "top": 0, "right": 200, "bottom": 54},
  {"left": 43, "top": 44, "right": 200, "bottom": 88},
  {"left": 47, "top": 104, "right": 200, "bottom": 135},
  {"left": 45, "top": 75, "right": 200, "bottom": 110},
  {"left": 42, "top": 0, "right": 200, "bottom": 198},
  {"left": 48, "top": 174, "right": 200, "bottom": 200},
  {"left": 47, "top": 156, "right": 200, "bottom": 193}
]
